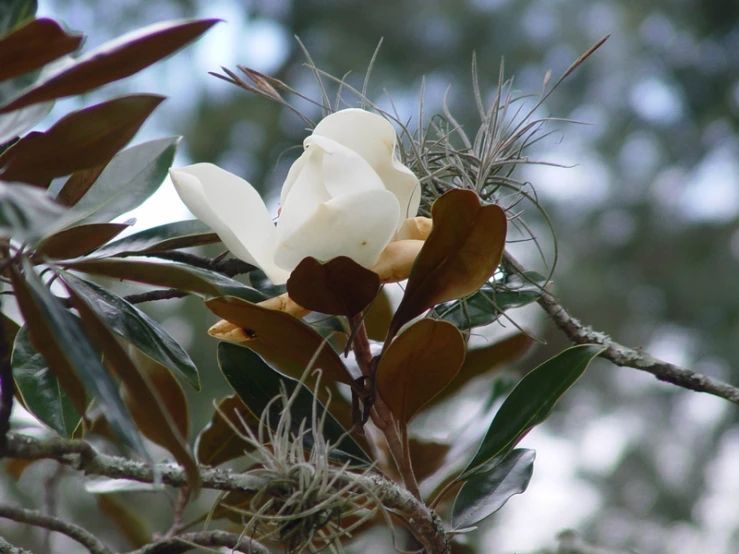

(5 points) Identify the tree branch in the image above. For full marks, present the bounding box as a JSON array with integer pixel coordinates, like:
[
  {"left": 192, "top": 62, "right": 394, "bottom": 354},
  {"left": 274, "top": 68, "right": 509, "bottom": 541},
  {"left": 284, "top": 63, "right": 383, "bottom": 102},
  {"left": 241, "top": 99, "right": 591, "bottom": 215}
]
[
  {"left": 128, "top": 530, "right": 269, "bottom": 554},
  {"left": 139, "top": 251, "right": 255, "bottom": 278},
  {"left": 5, "top": 434, "right": 449, "bottom": 554},
  {"left": 537, "top": 290, "right": 739, "bottom": 405},
  {"left": 503, "top": 251, "right": 739, "bottom": 406},
  {"left": 123, "top": 288, "right": 188, "bottom": 305},
  {"left": 502, "top": 252, "right": 739, "bottom": 405},
  {"left": 0, "top": 536, "right": 33, "bottom": 554},
  {"left": 0, "top": 504, "right": 111, "bottom": 554}
]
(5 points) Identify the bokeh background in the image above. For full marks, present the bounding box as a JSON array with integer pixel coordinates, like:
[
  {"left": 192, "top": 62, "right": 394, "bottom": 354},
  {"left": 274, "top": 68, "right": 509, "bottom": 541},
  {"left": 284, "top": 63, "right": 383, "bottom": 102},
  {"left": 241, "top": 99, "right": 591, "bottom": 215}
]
[{"left": 3, "top": 0, "right": 739, "bottom": 552}]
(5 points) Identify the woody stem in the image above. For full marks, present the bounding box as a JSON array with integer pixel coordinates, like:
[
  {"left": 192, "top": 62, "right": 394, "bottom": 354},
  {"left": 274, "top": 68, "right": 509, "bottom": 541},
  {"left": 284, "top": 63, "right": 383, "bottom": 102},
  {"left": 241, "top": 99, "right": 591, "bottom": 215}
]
[{"left": 350, "top": 314, "right": 422, "bottom": 501}]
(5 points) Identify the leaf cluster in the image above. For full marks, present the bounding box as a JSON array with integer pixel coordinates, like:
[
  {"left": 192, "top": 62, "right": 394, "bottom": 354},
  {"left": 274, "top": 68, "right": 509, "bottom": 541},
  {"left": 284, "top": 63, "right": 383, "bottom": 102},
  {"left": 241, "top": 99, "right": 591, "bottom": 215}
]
[{"left": 0, "top": 6, "right": 607, "bottom": 552}]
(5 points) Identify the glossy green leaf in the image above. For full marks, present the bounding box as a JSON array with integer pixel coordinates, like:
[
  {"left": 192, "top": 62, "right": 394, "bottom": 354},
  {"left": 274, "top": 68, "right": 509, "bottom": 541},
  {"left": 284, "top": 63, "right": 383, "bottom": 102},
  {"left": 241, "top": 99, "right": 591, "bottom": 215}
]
[
  {"left": 0, "top": 0, "right": 36, "bottom": 35},
  {"left": 0, "top": 18, "right": 220, "bottom": 113},
  {"left": 12, "top": 325, "right": 81, "bottom": 437},
  {"left": 60, "top": 273, "right": 200, "bottom": 390},
  {"left": 388, "top": 189, "right": 507, "bottom": 340},
  {"left": 0, "top": 181, "right": 66, "bottom": 242},
  {"left": 438, "top": 272, "right": 547, "bottom": 331},
  {"left": 63, "top": 258, "right": 265, "bottom": 303},
  {"left": 0, "top": 100, "right": 52, "bottom": 145},
  {"left": 94, "top": 219, "right": 219, "bottom": 258},
  {"left": 287, "top": 256, "right": 380, "bottom": 317},
  {"left": 66, "top": 136, "right": 179, "bottom": 224},
  {"left": 9, "top": 266, "right": 87, "bottom": 419},
  {"left": 0, "top": 95, "right": 165, "bottom": 186},
  {"left": 11, "top": 261, "right": 144, "bottom": 453},
  {"left": 35, "top": 222, "right": 132, "bottom": 259},
  {"left": 195, "top": 394, "right": 259, "bottom": 466},
  {"left": 376, "top": 319, "right": 466, "bottom": 425},
  {"left": 0, "top": 18, "right": 83, "bottom": 81},
  {"left": 63, "top": 275, "right": 199, "bottom": 492},
  {"left": 462, "top": 344, "right": 605, "bottom": 478},
  {"left": 452, "top": 448, "right": 535, "bottom": 531},
  {"left": 218, "top": 342, "right": 370, "bottom": 464}
]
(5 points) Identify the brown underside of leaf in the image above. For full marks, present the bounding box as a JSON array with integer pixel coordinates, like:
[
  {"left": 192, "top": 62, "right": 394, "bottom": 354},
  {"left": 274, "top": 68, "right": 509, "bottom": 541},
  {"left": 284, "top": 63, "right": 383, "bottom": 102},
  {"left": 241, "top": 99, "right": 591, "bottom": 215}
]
[
  {"left": 206, "top": 296, "right": 353, "bottom": 386},
  {"left": 376, "top": 319, "right": 466, "bottom": 425},
  {"left": 0, "top": 95, "right": 165, "bottom": 186},
  {"left": 35, "top": 222, "right": 131, "bottom": 259},
  {"left": 287, "top": 256, "right": 380, "bottom": 317},
  {"left": 0, "top": 18, "right": 83, "bottom": 81},
  {"left": 196, "top": 394, "right": 259, "bottom": 467},
  {"left": 388, "top": 190, "right": 507, "bottom": 340}
]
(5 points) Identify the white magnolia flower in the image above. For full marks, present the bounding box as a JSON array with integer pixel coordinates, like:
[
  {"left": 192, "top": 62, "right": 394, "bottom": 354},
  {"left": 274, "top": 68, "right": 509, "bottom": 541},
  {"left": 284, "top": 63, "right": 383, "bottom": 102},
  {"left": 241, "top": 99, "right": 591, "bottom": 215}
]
[{"left": 169, "top": 109, "right": 421, "bottom": 285}]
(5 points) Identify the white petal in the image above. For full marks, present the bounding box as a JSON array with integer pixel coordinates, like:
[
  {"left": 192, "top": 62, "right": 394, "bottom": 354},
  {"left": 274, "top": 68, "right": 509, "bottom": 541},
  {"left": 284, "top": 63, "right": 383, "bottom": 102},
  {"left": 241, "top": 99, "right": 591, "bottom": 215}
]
[
  {"left": 274, "top": 189, "right": 400, "bottom": 271},
  {"left": 314, "top": 108, "right": 421, "bottom": 222},
  {"left": 313, "top": 109, "right": 397, "bottom": 169},
  {"left": 280, "top": 148, "right": 309, "bottom": 207},
  {"left": 169, "top": 164, "right": 289, "bottom": 284},
  {"left": 376, "top": 159, "right": 421, "bottom": 221},
  {"left": 307, "top": 135, "right": 386, "bottom": 197},
  {"left": 276, "top": 147, "right": 330, "bottom": 242}
]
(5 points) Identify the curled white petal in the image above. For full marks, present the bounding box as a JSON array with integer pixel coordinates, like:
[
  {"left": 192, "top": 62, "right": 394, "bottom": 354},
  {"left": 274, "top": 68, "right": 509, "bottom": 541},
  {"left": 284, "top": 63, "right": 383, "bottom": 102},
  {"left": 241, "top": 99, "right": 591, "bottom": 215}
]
[
  {"left": 277, "top": 137, "right": 389, "bottom": 242},
  {"left": 274, "top": 147, "right": 330, "bottom": 244},
  {"left": 280, "top": 148, "right": 308, "bottom": 208},
  {"left": 312, "top": 108, "right": 421, "bottom": 222},
  {"left": 306, "top": 135, "right": 386, "bottom": 197},
  {"left": 169, "top": 164, "right": 289, "bottom": 285},
  {"left": 274, "top": 189, "right": 400, "bottom": 271}
]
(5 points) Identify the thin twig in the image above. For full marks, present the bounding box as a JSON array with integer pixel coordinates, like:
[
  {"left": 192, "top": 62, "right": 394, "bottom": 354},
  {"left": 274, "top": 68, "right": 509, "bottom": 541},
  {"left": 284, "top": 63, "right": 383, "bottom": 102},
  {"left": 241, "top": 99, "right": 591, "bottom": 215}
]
[
  {"left": 123, "top": 288, "right": 188, "bottom": 305},
  {"left": 0, "top": 294, "right": 12, "bottom": 455},
  {"left": 504, "top": 253, "right": 739, "bottom": 406},
  {"left": 0, "top": 504, "right": 111, "bottom": 554},
  {"left": 138, "top": 251, "right": 255, "bottom": 277},
  {"left": 350, "top": 316, "right": 423, "bottom": 501},
  {"left": 162, "top": 488, "right": 190, "bottom": 539},
  {"left": 5, "top": 434, "right": 449, "bottom": 554},
  {"left": 128, "top": 530, "right": 269, "bottom": 554}
]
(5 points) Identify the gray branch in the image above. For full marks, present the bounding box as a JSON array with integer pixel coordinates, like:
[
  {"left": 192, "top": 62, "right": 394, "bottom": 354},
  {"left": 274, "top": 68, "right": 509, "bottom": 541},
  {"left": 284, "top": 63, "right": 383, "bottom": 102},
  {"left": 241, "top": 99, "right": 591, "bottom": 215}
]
[
  {"left": 0, "top": 536, "right": 33, "bottom": 554},
  {"left": 4, "top": 433, "right": 450, "bottom": 554},
  {"left": 537, "top": 291, "right": 739, "bottom": 405},
  {"left": 503, "top": 253, "right": 739, "bottom": 406},
  {"left": 0, "top": 504, "right": 110, "bottom": 554},
  {"left": 129, "top": 530, "right": 270, "bottom": 554}
]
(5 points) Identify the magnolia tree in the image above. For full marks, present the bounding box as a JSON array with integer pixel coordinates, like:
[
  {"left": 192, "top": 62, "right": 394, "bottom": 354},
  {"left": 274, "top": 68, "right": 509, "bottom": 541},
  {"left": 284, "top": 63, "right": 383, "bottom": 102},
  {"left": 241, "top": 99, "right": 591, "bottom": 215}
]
[{"left": 1, "top": 6, "right": 737, "bottom": 554}]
